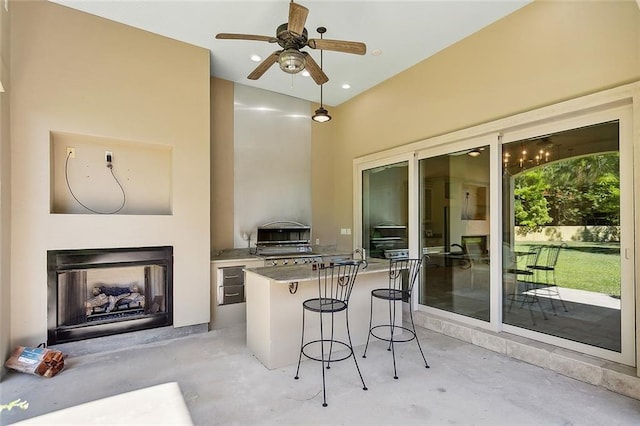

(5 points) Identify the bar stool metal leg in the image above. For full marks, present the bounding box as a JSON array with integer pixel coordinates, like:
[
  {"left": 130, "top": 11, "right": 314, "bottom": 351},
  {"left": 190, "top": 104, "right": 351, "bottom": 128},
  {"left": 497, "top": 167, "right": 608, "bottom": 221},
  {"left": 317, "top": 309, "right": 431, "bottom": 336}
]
[
  {"left": 390, "top": 296, "right": 398, "bottom": 379},
  {"left": 345, "top": 308, "right": 368, "bottom": 391},
  {"left": 326, "top": 311, "right": 335, "bottom": 369},
  {"left": 362, "top": 293, "right": 374, "bottom": 358},
  {"left": 408, "top": 300, "right": 429, "bottom": 368},
  {"left": 294, "top": 307, "right": 306, "bottom": 380},
  {"left": 319, "top": 303, "right": 327, "bottom": 406}
]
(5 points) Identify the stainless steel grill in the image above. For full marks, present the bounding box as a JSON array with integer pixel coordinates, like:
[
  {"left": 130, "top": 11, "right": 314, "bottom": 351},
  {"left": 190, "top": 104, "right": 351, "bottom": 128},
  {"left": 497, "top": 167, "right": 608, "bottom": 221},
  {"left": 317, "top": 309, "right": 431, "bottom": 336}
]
[{"left": 255, "top": 221, "right": 312, "bottom": 257}]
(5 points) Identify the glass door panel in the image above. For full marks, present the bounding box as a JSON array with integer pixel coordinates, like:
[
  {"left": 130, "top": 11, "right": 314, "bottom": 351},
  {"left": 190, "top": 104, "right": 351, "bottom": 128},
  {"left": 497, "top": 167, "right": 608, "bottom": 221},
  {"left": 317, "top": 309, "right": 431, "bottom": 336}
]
[
  {"left": 362, "top": 161, "right": 409, "bottom": 260},
  {"left": 418, "top": 146, "right": 491, "bottom": 321},
  {"left": 501, "top": 120, "right": 629, "bottom": 355}
]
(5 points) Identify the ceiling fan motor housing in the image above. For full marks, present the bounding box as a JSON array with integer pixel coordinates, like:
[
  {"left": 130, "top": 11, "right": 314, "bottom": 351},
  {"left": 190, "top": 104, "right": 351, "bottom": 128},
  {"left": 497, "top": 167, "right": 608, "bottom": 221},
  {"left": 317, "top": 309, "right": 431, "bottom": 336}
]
[{"left": 276, "top": 23, "right": 308, "bottom": 47}]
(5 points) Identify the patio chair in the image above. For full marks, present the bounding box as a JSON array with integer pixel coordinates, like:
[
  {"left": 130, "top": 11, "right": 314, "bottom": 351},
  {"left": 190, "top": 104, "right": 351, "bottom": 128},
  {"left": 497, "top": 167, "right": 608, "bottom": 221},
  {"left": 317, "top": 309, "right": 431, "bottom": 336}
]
[
  {"left": 506, "top": 245, "right": 547, "bottom": 324},
  {"left": 528, "top": 245, "right": 568, "bottom": 314},
  {"left": 462, "top": 239, "right": 489, "bottom": 288}
]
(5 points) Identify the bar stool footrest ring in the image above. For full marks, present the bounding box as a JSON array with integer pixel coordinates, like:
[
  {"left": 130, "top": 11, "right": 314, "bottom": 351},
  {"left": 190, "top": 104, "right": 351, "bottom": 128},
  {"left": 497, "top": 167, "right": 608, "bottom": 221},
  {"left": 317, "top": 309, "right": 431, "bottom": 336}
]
[
  {"left": 301, "top": 339, "right": 354, "bottom": 363},
  {"left": 369, "top": 324, "right": 416, "bottom": 344}
]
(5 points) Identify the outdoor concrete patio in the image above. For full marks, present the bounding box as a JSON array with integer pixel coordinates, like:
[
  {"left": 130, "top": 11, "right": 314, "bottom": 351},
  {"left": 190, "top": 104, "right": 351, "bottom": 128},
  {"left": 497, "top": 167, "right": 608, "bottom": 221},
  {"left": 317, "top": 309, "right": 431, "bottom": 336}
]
[{"left": 1, "top": 322, "right": 639, "bottom": 425}]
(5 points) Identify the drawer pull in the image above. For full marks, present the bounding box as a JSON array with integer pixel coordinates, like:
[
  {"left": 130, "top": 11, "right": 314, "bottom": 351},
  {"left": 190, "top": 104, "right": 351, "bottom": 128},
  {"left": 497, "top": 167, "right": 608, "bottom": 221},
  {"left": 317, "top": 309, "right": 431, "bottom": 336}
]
[
  {"left": 226, "top": 292, "right": 240, "bottom": 297},
  {"left": 225, "top": 274, "right": 240, "bottom": 279}
]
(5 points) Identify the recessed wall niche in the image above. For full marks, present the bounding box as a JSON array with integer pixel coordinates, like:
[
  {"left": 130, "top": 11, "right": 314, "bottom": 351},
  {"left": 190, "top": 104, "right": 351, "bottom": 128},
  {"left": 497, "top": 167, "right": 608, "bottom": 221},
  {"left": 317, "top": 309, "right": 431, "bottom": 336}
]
[{"left": 51, "top": 132, "right": 172, "bottom": 215}]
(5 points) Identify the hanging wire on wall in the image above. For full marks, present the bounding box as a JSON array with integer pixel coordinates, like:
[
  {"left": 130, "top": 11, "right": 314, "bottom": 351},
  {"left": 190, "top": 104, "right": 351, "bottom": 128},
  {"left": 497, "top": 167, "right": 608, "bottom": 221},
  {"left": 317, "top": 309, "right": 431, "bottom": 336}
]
[{"left": 64, "top": 151, "right": 127, "bottom": 214}]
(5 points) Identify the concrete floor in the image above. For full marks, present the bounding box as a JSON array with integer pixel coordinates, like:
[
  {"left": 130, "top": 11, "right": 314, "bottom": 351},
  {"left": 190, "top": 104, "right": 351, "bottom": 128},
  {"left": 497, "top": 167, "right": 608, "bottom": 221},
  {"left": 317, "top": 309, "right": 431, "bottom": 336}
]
[{"left": 1, "top": 324, "right": 640, "bottom": 425}]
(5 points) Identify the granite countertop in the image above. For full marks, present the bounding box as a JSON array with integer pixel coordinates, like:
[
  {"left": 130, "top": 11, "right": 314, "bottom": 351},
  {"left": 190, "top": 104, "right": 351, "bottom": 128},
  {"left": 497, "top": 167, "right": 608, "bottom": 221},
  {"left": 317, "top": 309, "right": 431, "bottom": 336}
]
[
  {"left": 244, "top": 259, "right": 390, "bottom": 283},
  {"left": 211, "top": 246, "right": 351, "bottom": 262},
  {"left": 211, "top": 248, "right": 260, "bottom": 262}
]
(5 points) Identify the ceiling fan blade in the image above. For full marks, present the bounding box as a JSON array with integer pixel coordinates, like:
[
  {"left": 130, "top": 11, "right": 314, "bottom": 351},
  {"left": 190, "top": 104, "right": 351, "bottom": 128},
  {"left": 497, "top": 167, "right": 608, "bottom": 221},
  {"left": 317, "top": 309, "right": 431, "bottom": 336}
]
[
  {"left": 287, "top": 2, "right": 309, "bottom": 36},
  {"left": 247, "top": 51, "right": 280, "bottom": 80},
  {"left": 216, "top": 33, "right": 277, "bottom": 43},
  {"left": 308, "top": 38, "right": 367, "bottom": 55},
  {"left": 302, "top": 52, "right": 329, "bottom": 85}
]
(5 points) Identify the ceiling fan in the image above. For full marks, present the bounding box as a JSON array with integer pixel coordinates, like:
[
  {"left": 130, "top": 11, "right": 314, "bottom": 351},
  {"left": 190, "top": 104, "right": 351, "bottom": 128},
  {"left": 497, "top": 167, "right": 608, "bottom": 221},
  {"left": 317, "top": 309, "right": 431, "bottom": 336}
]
[{"left": 215, "top": 0, "right": 367, "bottom": 85}]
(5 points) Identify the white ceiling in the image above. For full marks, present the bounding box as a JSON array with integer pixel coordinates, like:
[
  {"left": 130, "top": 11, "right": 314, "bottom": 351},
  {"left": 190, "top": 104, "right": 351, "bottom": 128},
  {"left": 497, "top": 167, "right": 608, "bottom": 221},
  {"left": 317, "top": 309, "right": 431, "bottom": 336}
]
[{"left": 50, "top": 1, "right": 531, "bottom": 107}]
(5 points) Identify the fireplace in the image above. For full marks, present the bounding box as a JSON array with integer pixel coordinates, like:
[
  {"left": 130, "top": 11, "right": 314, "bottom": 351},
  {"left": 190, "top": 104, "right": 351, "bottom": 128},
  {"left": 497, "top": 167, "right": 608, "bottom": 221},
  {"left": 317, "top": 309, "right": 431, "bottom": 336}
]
[{"left": 47, "top": 246, "right": 173, "bottom": 345}]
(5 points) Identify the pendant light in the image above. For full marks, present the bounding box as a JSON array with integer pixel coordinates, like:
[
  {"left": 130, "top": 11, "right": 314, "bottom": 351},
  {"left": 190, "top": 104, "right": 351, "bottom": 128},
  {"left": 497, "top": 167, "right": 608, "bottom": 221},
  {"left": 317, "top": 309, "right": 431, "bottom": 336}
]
[{"left": 312, "top": 27, "right": 331, "bottom": 123}]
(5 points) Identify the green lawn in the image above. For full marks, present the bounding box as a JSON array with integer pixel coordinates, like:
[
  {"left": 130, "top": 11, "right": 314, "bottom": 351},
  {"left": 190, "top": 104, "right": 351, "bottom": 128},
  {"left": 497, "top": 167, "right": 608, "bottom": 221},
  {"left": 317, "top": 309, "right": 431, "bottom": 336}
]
[{"left": 515, "top": 242, "right": 621, "bottom": 297}]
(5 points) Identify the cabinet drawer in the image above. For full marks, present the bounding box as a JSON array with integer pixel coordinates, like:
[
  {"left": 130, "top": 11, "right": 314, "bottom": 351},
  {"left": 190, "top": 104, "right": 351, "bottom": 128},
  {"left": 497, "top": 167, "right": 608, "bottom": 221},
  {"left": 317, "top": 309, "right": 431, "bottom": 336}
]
[
  {"left": 221, "top": 284, "right": 245, "bottom": 305},
  {"left": 221, "top": 266, "right": 244, "bottom": 286}
]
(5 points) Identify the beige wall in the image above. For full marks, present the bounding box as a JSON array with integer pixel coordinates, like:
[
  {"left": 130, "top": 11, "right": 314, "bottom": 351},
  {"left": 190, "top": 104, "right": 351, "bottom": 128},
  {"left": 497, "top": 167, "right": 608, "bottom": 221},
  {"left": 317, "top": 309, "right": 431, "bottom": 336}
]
[
  {"left": 0, "top": 0, "right": 11, "bottom": 377},
  {"left": 8, "top": 1, "right": 210, "bottom": 348},
  {"left": 329, "top": 0, "right": 640, "bottom": 251},
  {"left": 210, "top": 77, "right": 234, "bottom": 250}
]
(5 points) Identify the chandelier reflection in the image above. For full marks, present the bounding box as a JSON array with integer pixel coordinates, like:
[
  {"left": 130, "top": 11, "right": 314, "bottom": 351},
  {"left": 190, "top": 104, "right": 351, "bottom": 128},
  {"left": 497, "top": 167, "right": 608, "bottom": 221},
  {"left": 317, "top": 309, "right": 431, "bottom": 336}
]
[{"left": 503, "top": 139, "right": 553, "bottom": 175}]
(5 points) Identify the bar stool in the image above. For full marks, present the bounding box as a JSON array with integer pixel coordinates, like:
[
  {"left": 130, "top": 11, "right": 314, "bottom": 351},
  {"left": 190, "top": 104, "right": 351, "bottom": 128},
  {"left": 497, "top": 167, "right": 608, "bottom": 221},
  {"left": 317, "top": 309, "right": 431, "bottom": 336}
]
[
  {"left": 362, "top": 257, "right": 429, "bottom": 379},
  {"left": 294, "top": 260, "right": 367, "bottom": 407}
]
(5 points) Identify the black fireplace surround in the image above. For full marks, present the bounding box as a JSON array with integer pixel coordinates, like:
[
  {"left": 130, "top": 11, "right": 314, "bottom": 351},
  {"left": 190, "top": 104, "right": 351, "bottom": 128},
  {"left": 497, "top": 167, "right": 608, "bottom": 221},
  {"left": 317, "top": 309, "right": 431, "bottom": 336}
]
[{"left": 47, "top": 246, "right": 173, "bottom": 345}]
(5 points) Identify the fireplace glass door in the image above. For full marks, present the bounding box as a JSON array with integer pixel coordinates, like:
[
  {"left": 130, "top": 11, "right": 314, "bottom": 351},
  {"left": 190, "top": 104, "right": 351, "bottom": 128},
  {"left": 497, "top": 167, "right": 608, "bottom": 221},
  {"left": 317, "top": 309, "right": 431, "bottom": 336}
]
[{"left": 58, "top": 265, "right": 166, "bottom": 326}]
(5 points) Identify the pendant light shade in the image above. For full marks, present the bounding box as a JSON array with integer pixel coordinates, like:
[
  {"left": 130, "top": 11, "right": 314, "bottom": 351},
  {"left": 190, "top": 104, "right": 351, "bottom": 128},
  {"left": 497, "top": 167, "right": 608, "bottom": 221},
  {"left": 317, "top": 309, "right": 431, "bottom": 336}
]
[{"left": 312, "top": 106, "right": 331, "bottom": 122}]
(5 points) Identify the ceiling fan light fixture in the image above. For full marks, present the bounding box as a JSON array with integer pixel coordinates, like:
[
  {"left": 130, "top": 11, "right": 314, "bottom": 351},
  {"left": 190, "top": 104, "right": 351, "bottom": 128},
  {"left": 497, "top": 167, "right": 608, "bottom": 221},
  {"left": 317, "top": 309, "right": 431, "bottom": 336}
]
[
  {"left": 312, "top": 106, "right": 331, "bottom": 123},
  {"left": 278, "top": 48, "right": 305, "bottom": 74}
]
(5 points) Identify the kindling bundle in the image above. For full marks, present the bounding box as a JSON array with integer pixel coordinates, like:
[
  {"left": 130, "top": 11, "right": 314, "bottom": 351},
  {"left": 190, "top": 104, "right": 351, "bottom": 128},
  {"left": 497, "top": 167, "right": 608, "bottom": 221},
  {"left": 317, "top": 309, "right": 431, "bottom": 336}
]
[{"left": 5, "top": 345, "right": 64, "bottom": 378}]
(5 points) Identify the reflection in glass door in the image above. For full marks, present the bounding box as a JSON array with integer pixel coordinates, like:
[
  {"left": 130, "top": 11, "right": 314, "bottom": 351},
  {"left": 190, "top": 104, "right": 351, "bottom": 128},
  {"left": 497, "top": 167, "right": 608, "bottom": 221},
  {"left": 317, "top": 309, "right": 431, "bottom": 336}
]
[
  {"left": 501, "top": 120, "right": 632, "bottom": 359},
  {"left": 418, "top": 146, "right": 491, "bottom": 322}
]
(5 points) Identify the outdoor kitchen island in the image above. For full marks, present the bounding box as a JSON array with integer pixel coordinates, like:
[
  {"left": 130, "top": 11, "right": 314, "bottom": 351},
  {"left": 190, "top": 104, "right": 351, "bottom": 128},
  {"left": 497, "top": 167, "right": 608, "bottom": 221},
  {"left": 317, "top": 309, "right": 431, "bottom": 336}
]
[{"left": 245, "top": 259, "right": 400, "bottom": 370}]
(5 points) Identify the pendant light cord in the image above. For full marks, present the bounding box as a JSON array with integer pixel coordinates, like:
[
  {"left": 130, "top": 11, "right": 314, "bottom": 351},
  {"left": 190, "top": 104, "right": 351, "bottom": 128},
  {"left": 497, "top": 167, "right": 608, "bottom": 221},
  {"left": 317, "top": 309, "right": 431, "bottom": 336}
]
[{"left": 319, "top": 30, "right": 324, "bottom": 107}]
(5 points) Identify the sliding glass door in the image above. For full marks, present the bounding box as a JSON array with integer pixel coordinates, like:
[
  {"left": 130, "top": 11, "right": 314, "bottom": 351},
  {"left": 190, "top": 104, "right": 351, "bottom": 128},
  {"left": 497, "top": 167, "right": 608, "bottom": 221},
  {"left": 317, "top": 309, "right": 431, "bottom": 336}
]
[
  {"left": 501, "top": 109, "right": 635, "bottom": 365},
  {"left": 418, "top": 146, "right": 491, "bottom": 322}
]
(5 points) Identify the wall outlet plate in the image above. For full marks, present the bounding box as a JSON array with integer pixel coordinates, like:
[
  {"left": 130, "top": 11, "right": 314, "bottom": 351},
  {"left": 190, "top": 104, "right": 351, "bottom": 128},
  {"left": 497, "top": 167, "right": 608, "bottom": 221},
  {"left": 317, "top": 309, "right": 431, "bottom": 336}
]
[{"left": 66, "top": 147, "right": 75, "bottom": 158}]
